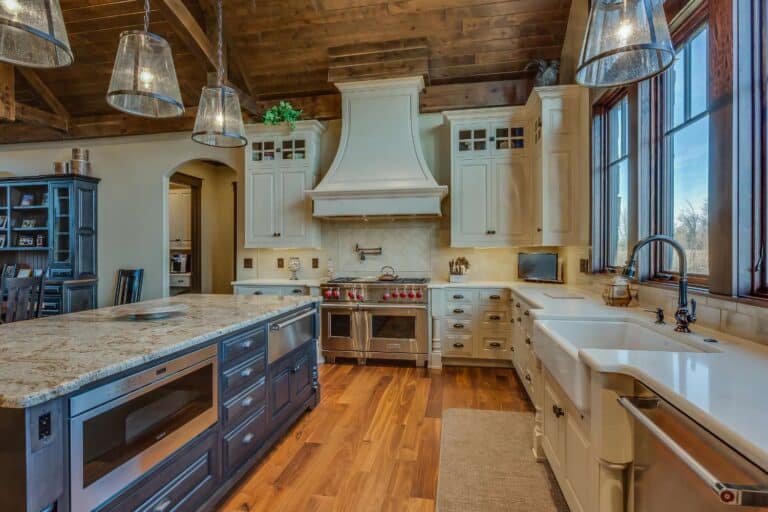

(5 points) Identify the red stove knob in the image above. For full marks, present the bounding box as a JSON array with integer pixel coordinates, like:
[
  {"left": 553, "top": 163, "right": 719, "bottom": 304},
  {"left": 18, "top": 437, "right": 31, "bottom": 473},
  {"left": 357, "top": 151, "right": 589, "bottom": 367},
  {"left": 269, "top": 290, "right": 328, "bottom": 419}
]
[
  {"left": 382, "top": 292, "right": 390, "bottom": 300},
  {"left": 399, "top": 291, "right": 407, "bottom": 298},
  {"left": 408, "top": 289, "right": 415, "bottom": 298},
  {"left": 347, "top": 291, "right": 355, "bottom": 299},
  {"left": 356, "top": 293, "right": 364, "bottom": 301},
  {"left": 416, "top": 290, "right": 423, "bottom": 299},
  {"left": 332, "top": 289, "right": 341, "bottom": 299},
  {"left": 324, "top": 290, "right": 333, "bottom": 299}
]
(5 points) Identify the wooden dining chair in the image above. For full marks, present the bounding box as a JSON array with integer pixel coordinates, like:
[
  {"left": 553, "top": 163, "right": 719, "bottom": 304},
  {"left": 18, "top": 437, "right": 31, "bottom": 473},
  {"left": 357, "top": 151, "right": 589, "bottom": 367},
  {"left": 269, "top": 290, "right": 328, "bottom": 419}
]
[
  {"left": 114, "top": 269, "right": 144, "bottom": 305},
  {"left": 1, "top": 277, "right": 41, "bottom": 323}
]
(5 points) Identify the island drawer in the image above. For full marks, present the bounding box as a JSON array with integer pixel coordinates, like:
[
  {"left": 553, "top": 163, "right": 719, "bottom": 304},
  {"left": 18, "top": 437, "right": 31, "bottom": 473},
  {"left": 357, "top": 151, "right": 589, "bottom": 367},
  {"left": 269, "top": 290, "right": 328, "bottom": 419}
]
[
  {"left": 224, "top": 405, "right": 268, "bottom": 474},
  {"left": 222, "top": 378, "right": 267, "bottom": 431},
  {"left": 102, "top": 429, "right": 218, "bottom": 512},
  {"left": 221, "top": 327, "right": 267, "bottom": 367},
  {"left": 221, "top": 352, "right": 266, "bottom": 398}
]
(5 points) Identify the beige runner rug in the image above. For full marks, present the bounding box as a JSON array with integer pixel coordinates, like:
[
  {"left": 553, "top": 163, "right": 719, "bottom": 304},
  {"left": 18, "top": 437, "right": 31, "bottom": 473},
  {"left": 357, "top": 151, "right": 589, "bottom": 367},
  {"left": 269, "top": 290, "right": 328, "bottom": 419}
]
[{"left": 436, "top": 409, "right": 569, "bottom": 512}]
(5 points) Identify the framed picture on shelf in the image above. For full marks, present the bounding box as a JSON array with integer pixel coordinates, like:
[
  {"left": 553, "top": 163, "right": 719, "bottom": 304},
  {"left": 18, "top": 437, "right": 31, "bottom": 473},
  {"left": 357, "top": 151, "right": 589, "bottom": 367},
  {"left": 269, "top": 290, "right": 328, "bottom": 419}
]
[
  {"left": 16, "top": 268, "right": 32, "bottom": 278},
  {"left": 36, "top": 234, "right": 45, "bottom": 247},
  {"left": 21, "top": 219, "right": 36, "bottom": 228},
  {"left": 19, "top": 194, "right": 35, "bottom": 206},
  {"left": 18, "top": 235, "right": 34, "bottom": 246},
  {"left": 0, "top": 215, "right": 6, "bottom": 228}
]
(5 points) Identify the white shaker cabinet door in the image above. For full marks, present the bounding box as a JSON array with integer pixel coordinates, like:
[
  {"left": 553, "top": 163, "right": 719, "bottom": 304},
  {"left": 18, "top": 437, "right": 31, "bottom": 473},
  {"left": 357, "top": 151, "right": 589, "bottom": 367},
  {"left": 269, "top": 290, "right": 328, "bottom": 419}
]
[
  {"left": 245, "top": 169, "right": 278, "bottom": 247},
  {"left": 451, "top": 159, "right": 491, "bottom": 247},
  {"left": 492, "top": 156, "right": 531, "bottom": 245},
  {"left": 278, "top": 169, "right": 310, "bottom": 245}
]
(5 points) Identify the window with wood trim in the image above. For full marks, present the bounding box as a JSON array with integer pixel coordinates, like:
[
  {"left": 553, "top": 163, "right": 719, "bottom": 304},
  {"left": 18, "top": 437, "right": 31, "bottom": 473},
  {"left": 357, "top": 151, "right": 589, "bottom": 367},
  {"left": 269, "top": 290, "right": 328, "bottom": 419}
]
[
  {"left": 752, "top": 1, "right": 768, "bottom": 296},
  {"left": 606, "top": 96, "right": 630, "bottom": 268},
  {"left": 657, "top": 24, "right": 710, "bottom": 278}
]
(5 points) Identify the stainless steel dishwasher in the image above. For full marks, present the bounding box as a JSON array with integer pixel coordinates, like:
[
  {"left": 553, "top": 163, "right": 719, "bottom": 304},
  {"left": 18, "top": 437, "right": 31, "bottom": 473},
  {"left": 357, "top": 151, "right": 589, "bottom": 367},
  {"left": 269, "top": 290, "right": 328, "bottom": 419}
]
[{"left": 619, "top": 385, "right": 768, "bottom": 511}]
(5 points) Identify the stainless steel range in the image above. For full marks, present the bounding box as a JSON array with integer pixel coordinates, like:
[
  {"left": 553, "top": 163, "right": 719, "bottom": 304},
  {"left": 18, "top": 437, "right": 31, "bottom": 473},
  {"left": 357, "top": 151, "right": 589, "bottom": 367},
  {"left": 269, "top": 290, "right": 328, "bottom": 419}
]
[{"left": 320, "top": 277, "right": 429, "bottom": 366}]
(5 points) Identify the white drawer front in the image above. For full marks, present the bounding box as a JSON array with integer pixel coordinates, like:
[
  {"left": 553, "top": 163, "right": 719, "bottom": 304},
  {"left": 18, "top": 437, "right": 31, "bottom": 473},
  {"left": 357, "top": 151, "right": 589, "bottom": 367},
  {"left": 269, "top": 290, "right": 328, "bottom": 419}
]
[
  {"left": 169, "top": 274, "right": 191, "bottom": 287},
  {"left": 443, "top": 334, "right": 474, "bottom": 357},
  {"left": 281, "top": 286, "right": 307, "bottom": 296},
  {"left": 445, "top": 289, "right": 476, "bottom": 303},
  {"left": 443, "top": 318, "right": 473, "bottom": 334},
  {"left": 445, "top": 302, "right": 474, "bottom": 317},
  {"left": 480, "top": 309, "right": 511, "bottom": 330},
  {"left": 475, "top": 331, "right": 512, "bottom": 359},
  {"left": 479, "top": 288, "right": 510, "bottom": 304},
  {"left": 234, "top": 285, "right": 284, "bottom": 296}
]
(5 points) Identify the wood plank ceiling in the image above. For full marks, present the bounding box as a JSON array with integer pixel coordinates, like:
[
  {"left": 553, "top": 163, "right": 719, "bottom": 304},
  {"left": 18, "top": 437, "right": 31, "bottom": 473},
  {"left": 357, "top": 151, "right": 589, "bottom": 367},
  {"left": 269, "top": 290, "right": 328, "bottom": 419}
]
[{"left": 1, "top": 0, "right": 571, "bottom": 144}]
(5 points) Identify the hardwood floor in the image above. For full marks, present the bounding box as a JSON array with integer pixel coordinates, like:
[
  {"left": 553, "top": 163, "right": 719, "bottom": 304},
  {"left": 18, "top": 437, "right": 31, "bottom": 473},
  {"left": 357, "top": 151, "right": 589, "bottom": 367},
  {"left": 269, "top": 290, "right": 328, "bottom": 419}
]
[{"left": 218, "top": 363, "right": 533, "bottom": 512}]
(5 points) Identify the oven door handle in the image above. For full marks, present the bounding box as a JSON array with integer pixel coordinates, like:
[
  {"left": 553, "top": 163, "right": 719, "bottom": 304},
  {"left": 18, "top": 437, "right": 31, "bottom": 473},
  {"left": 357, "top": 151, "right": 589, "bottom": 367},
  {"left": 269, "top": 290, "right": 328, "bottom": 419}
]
[
  {"left": 618, "top": 396, "right": 768, "bottom": 506},
  {"left": 355, "top": 309, "right": 369, "bottom": 352}
]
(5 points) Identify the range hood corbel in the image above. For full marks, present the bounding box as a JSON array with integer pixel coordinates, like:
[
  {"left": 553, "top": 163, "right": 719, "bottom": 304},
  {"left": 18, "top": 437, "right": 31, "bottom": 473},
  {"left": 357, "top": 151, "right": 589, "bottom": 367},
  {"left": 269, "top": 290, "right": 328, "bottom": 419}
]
[{"left": 308, "top": 76, "right": 448, "bottom": 218}]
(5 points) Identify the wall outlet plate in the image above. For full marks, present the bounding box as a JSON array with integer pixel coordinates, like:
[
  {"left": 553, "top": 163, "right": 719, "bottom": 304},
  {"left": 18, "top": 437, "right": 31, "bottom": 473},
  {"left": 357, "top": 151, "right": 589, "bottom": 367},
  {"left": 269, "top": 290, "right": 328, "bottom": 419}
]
[
  {"left": 312, "top": 258, "right": 319, "bottom": 269},
  {"left": 277, "top": 258, "right": 284, "bottom": 269},
  {"left": 243, "top": 258, "right": 253, "bottom": 269}
]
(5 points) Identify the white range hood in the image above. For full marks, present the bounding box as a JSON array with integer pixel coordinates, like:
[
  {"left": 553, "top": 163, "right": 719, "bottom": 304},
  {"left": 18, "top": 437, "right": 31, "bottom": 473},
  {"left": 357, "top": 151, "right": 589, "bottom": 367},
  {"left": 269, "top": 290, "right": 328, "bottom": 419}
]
[{"left": 308, "top": 76, "right": 447, "bottom": 218}]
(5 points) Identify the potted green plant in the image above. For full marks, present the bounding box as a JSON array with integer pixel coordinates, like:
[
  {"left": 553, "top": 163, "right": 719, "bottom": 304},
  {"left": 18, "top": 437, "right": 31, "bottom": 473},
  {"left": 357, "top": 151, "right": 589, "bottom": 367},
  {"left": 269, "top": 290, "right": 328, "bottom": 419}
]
[{"left": 262, "top": 101, "right": 303, "bottom": 130}]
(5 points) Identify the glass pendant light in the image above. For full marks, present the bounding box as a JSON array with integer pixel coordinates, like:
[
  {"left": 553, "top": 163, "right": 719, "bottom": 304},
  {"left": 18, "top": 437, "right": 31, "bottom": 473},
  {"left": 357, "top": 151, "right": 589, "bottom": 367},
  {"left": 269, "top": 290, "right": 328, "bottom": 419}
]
[
  {"left": 106, "top": 0, "right": 184, "bottom": 117},
  {"left": 576, "top": 0, "right": 674, "bottom": 87},
  {"left": 0, "top": 0, "right": 73, "bottom": 67},
  {"left": 191, "top": 0, "right": 246, "bottom": 148}
]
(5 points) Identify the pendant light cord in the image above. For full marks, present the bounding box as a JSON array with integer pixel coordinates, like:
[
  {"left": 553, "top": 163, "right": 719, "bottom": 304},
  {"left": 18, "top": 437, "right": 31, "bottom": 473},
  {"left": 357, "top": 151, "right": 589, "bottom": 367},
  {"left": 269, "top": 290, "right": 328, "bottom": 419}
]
[
  {"left": 143, "top": 0, "right": 150, "bottom": 32},
  {"left": 216, "top": 0, "right": 224, "bottom": 87}
]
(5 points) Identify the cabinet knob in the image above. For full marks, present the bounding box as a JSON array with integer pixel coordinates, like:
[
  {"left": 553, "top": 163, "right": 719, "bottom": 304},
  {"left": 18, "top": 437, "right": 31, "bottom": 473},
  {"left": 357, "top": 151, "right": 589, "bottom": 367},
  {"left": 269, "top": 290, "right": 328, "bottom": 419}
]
[
  {"left": 515, "top": 302, "right": 521, "bottom": 308},
  {"left": 241, "top": 396, "right": 254, "bottom": 407},
  {"left": 242, "top": 432, "right": 255, "bottom": 444},
  {"left": 453, "top": 342, "right": 464, "bottom": 348},
  {"left": 240, "top": 367, "right": 253, "bottom": 377},
  {"left": 489, "top": 341, "right": 502, "bottom": 348},
  {"left": 525, "top": 373, "right": 532, "bottom": 382},
  {"left": 552, "top": 405, "right": 565, "bottom": 418},
  {"left": 241, "top": 339, "right": 253, "bottom": 349},
  {"left": 525, "top": 337, "right": 531, "bottom": 345},
  {"left": 524, "top": 310, "right": 530, "bottom": 316},
  {"left": 537, "top": 227, "right": 543, "bottom": 232}
]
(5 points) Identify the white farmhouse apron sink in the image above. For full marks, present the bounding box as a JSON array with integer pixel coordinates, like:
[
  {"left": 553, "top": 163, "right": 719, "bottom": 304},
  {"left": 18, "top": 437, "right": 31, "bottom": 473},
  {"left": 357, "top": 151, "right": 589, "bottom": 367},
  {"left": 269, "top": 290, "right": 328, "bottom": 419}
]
[{"left": 533, "top": 319, "right": 706, "bottom": 411}]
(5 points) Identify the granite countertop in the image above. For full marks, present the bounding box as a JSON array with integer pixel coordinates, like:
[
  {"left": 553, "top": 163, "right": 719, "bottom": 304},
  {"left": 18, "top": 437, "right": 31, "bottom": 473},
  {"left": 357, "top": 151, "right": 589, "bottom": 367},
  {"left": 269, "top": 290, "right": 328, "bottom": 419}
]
[
  {"left": 0, "top": 294, "right": 320, "bottom": 409},
  {"left": 231, "top": 278, "right": 323, "bottom": 287},
  {"left": 441, "top": 280, "right": 768, "bottom": 472}
]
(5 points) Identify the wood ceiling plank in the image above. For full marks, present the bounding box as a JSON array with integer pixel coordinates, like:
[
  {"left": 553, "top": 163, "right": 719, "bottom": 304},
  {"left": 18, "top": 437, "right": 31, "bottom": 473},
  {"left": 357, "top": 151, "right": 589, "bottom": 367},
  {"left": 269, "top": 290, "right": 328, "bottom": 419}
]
[
  {"left": 16, "top": 68, "right": 70, "bottom": 118},
  {"left": 0, "top": 63, "right": 14, "bottom": 121},
  {"left": 155, "top": 0, "right": 217, "bottom": 69}
]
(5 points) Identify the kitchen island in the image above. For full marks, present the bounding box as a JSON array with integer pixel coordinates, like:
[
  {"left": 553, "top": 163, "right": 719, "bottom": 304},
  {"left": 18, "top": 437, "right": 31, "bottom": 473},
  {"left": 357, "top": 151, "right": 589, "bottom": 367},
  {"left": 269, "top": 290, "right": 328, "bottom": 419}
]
[{"left": 0, "top": 294, "right": 321, "bottom": 512}]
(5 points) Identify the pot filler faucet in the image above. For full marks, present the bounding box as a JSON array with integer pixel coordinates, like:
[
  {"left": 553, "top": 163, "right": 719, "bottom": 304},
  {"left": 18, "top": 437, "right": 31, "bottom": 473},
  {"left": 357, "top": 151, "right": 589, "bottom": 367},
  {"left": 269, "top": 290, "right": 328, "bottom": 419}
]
[{"left": 622, "top": 234, "right": 697, "bottom": 333}]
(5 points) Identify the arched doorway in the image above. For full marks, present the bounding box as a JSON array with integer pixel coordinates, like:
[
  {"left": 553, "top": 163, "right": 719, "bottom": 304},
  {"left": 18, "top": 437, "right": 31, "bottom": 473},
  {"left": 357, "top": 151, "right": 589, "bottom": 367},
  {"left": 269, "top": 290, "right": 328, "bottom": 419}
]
[{"left": 164, "top": 159, "right": 237, "bottom": 297}]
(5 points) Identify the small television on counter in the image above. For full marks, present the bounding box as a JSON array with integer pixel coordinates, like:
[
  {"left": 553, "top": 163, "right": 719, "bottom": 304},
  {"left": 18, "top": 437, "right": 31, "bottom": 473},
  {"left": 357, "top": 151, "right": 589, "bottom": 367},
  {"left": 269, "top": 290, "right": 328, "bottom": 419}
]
[{"left": 517, "top": 252, "right": 560, "bottom": 282}]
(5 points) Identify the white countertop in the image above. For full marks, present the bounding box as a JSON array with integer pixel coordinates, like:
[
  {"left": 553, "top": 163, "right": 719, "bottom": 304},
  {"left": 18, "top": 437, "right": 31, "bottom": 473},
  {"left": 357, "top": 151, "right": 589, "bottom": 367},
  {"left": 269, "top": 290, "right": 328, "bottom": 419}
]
[
  {"left": 436, "top": 280, "right": 768, "bottom": 471},
  {"left": 231, "top": 278, "right": 322, "bottom": 287},
  {"left": 0, "top": 294, "right": 320, "bottom": 408}
]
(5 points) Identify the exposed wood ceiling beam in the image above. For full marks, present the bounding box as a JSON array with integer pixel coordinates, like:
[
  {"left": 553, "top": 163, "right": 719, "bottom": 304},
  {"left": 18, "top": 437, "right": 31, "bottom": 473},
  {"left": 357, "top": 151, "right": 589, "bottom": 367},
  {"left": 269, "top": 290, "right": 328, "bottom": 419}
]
[
  {"left": 0, "top": 79, "right": 534, "bottom": 144},
  {"left": 0, "top": 63, "right": 15, "bottom": 121},
  {"left": 14, "top": 103, "right": 69, "bottom": 132},
  {"left": 16, "top": 68, "right": 70, "bottom": 118},
  {"left": 155, "top": 0, "right": 259, "bottom": 115}
]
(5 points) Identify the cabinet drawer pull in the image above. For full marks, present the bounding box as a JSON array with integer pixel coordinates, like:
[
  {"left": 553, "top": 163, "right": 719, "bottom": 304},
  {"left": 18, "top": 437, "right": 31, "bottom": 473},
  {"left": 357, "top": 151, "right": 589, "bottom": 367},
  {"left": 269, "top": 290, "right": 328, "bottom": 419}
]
[
  {"left": 489, "top": 341, "right": 502, "bottom": 348},
  {"left": 241, "top": 396, "right": 254, "bottom": 407},
  {"left": 240, "top": 367, "right": 253, "bottom": 377},
  {"left": 452, "top": 294, "right": 464, "bottom": 300},
  {"left": 154, "top": 498, "right": 173, "bottom": 512},
  {"left": 453, "top": 342, "right": 464, "bottom": 348},
  {"left": 552, "top": 405, "right": 564, "bottom": 418},
  {"left": 515, "top": 302, "right": 521, "bottom": 308},
  {"left": 453, "top": 323, "right": 465, "bottom": 329},
  {"left": 517, "top": 318, "right": 522, "bottom": 323},
  {"left": 486, "top": 230, "right": 497, "bottom": 235},
  {"left": 241, "top": 339, "right": 253, "bottom": 349},
  {"left": 489, "top": 294, "right": 501, "bottom": 300},
  {"left": 242, "top": 432, "right": 255, "bottom": 444},
  {"left": 525, "top": 373, "right": 532, "bottom": 383},
  {"left": 525, "top": 337, "right": 531, "bottom": 345},
  {"left": 524, "top": 310, "right": 530, "bottom": 316},
  {"left": 253, "top": 291, "right": 263, "bottom": 295},
  {"left": 292, "top": 365, "right": 301, "bottom": 374},
  {"left": 489, "top": 315, "right": 501, "bottom": 321},
  {"left": 511, "top": 346, "right": 515, "bottom": 352},
  {"left": 292, "top": 289, "right": 303, "bottom": 294},
  {"left": 453, "top": 308, "right": 465, "bottom": 314}
]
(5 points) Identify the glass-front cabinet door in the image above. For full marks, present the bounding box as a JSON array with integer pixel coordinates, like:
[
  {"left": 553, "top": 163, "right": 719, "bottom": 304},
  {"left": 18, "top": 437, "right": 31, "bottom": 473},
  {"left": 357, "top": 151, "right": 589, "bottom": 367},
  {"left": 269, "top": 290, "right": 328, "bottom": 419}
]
[
  {"left": 51, "top": 184, "right": 72, "bottom": 266},
  {"left": 491, "top": 122, "right": 525, "bottom": 155},
  {"left": 455, "top": 123, "right": 490, "bottom": 159},
  {"left": 281, "top": 138, "right": 307, "bottom": 161},
  {"left": 250, "top": 139, "right": 278, "bottom": 163}
]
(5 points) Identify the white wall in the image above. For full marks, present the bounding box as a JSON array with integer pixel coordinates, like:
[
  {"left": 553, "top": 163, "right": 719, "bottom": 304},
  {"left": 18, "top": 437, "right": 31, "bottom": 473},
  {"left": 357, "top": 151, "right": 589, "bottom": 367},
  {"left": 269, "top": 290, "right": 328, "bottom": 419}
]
[{"left": 0, "top": 133, "right": 243, "bottom": 306}]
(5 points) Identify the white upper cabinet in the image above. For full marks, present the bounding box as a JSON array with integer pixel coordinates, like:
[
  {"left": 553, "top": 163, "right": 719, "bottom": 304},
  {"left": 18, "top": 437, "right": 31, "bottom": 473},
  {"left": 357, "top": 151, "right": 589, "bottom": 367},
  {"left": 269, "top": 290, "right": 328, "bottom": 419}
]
[
  {"left": 445, "top": 107, "right": 532, "bottom": 247},
  {"left": 527, "top": 85, "right": 590, "bottom": 246},
  {"left": 244, "top": 121, "right": 325, "bottom": 248},
  {"left": 168, "top": 188, "right": 191, "bottom": 249}
]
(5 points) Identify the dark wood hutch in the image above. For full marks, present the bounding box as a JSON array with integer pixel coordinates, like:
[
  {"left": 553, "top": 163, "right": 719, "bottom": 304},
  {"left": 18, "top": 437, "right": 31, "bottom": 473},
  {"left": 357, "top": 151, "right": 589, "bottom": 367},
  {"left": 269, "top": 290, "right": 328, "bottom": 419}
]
[{"left": 0, "top": 174, "right": 99, "bottom": 315}]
